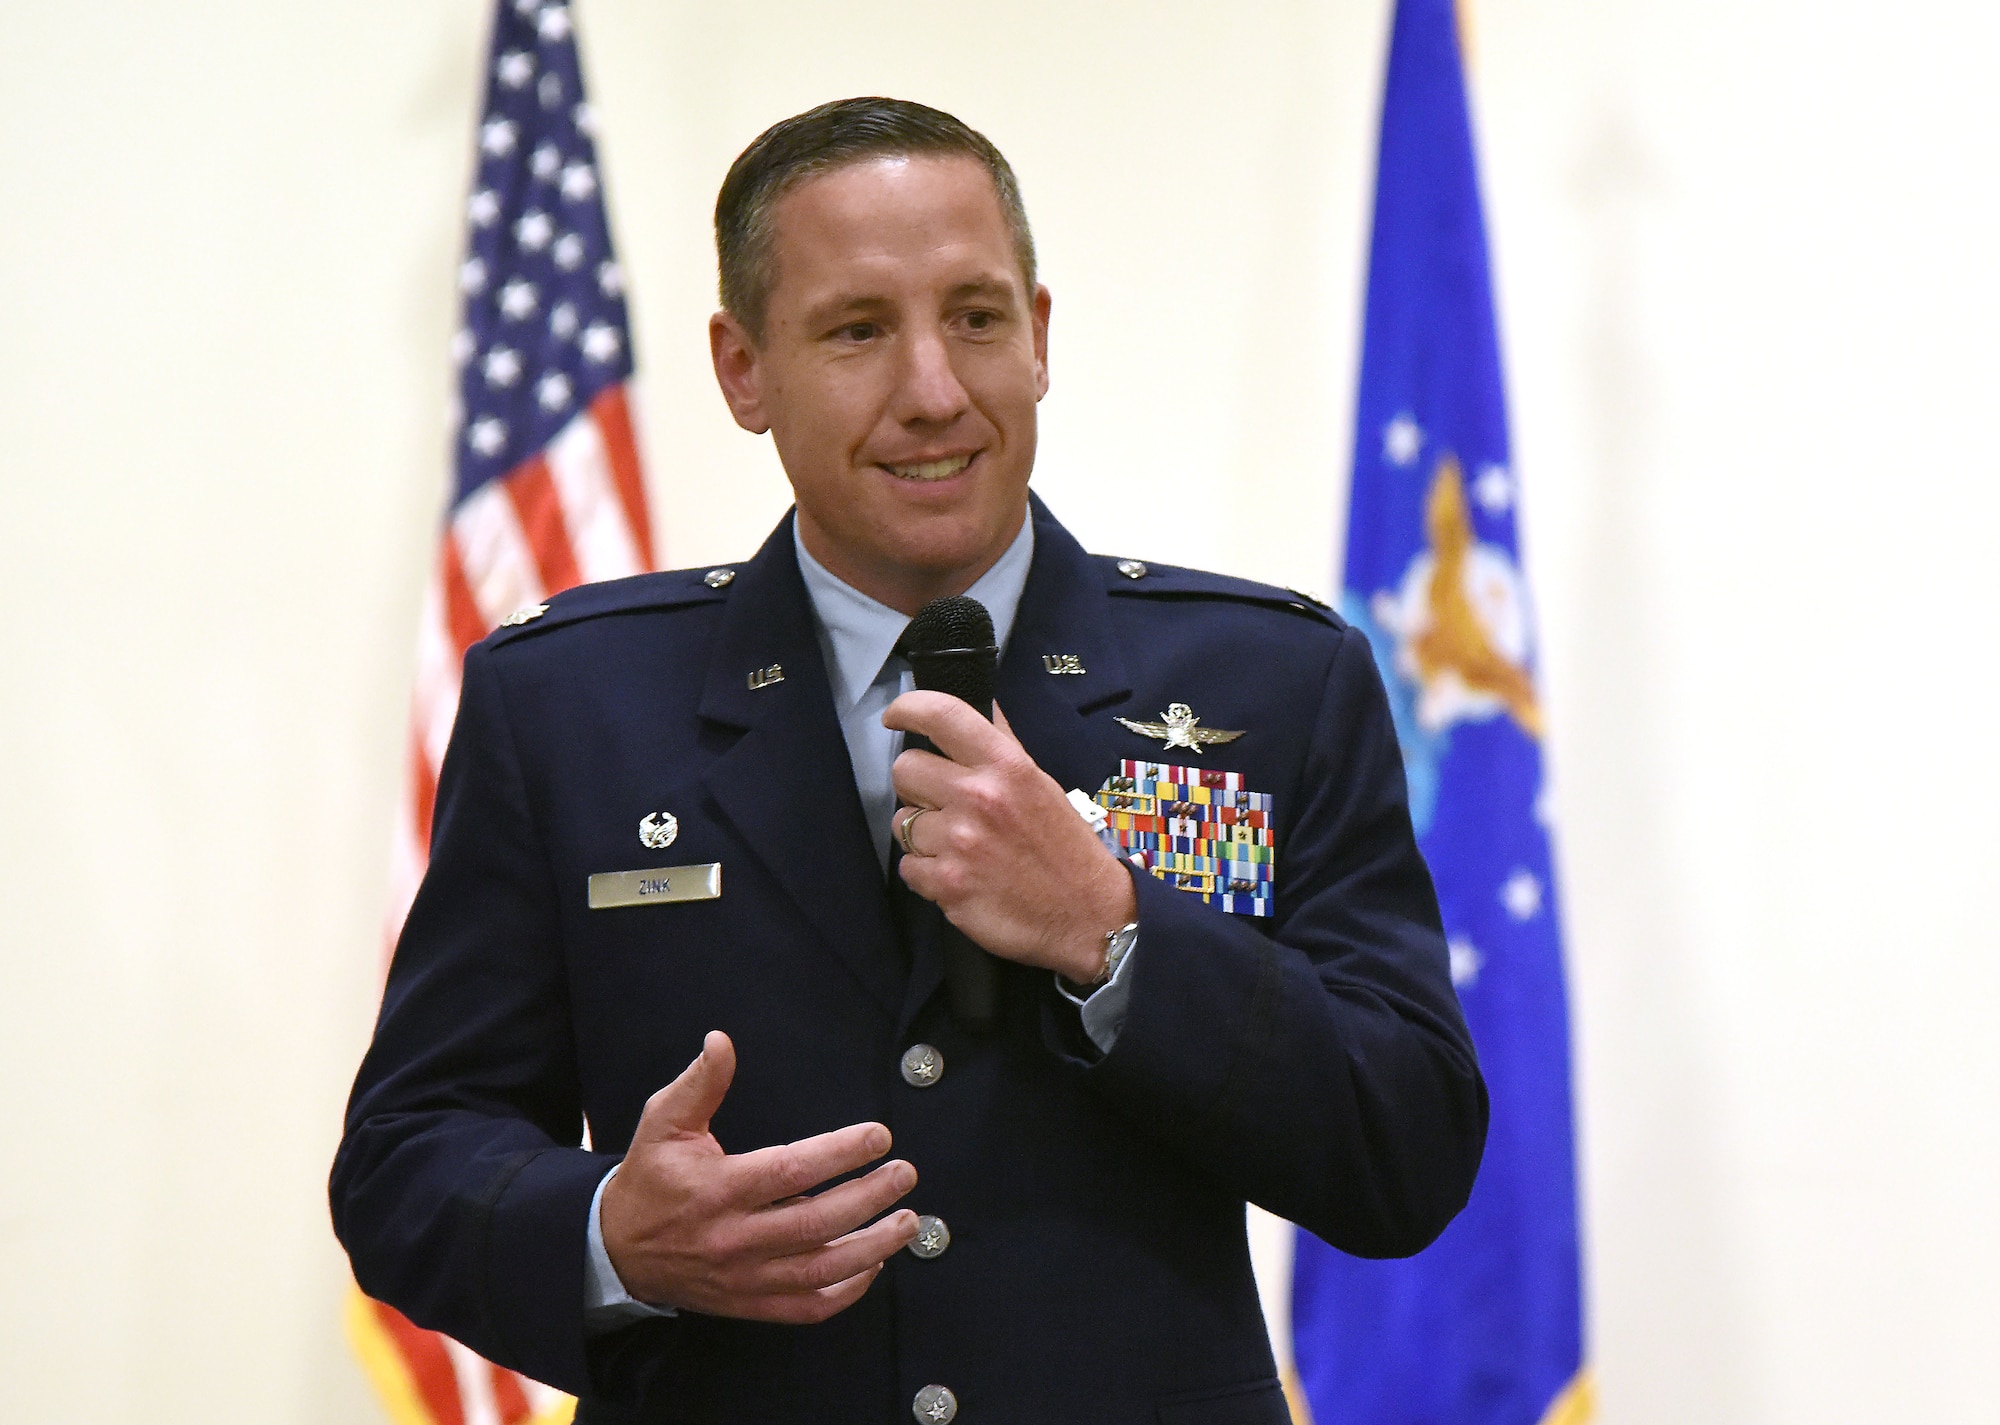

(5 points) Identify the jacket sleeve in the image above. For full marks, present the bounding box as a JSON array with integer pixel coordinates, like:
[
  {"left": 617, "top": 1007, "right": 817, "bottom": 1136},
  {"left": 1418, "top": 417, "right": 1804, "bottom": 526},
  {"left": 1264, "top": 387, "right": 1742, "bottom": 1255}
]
[
  {"left": 1064, "top": 622, "right": 1489, "bottom": 1257},
  {"left": 329, "top": 640, "right": 628, "bottom": 1394}
]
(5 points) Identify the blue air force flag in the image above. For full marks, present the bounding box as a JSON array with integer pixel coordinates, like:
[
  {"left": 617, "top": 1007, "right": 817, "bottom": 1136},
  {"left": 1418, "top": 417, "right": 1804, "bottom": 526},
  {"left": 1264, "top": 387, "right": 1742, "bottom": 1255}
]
[{"left": 1289, "top": 2, "right": 1590, "bottom": 1423}]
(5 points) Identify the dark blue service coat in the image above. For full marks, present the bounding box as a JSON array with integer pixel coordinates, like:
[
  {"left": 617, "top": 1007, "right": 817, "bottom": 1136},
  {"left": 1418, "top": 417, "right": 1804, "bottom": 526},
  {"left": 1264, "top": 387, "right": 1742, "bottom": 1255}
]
[{"left": 331, "top": 498, "right": 1486, "bottom": 1424}]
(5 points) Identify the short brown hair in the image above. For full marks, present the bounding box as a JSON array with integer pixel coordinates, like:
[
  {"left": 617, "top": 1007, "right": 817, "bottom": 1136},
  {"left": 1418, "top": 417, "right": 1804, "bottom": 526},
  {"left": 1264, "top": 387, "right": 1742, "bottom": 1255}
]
[{"left": 715, "top": 97, "right": 1037, "bottom": 343}]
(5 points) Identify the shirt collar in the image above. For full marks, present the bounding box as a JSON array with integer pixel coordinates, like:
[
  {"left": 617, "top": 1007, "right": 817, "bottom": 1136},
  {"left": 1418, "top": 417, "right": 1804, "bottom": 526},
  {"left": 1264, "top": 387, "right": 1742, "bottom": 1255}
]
[{"left": 793, "top": 510, "right": 1036, "bottom": 716}]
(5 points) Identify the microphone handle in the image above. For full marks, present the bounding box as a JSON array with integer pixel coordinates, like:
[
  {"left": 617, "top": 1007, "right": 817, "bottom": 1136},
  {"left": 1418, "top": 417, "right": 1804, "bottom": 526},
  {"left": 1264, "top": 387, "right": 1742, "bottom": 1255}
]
[
  {"left": 941, "top": 919, "right": 1000, "bottom": 1032},
  {"left": 900, "top": 738, "right": 1001, "bottom": 1034}
]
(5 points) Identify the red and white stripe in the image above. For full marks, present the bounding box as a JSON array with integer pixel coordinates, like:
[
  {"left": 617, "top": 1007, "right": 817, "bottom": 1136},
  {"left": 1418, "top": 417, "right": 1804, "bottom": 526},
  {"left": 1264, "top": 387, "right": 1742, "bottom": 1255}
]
[
  {"left": 386, "top": 385, "right": 653, "bottom": 938},
  {"left": 361, "top": 385, "right": 651, "bottom": 1425}
]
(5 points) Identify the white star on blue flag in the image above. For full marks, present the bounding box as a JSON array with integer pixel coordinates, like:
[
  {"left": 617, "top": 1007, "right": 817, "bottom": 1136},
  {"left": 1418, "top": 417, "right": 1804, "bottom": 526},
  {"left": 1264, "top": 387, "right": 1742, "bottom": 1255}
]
[{"left": 452, "top": 3, "right": 635, "bottom": 498}]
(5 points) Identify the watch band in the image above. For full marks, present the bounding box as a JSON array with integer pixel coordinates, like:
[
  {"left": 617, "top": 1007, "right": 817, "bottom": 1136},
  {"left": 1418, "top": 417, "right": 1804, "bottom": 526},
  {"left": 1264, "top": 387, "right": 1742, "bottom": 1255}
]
[{"left": 1057, "top": 920, "right": 1139, "bottom": 1001}]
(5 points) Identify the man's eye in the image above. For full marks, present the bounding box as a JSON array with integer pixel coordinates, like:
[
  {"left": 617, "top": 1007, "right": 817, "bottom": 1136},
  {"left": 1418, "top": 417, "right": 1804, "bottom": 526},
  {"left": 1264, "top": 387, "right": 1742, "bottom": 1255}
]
[
  {"left": 836, "top": 322, "right": 877, "bottom": 342},
  {"left": 963, "top": 310, "right": 997, "bottom": 331}
]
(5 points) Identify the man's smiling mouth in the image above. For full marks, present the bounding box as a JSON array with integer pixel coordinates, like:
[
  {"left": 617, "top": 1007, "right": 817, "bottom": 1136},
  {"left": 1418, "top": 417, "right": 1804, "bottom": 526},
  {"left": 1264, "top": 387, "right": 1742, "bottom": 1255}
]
[{"left": 883, "top": 454, "right": 974, "bottom": 482}]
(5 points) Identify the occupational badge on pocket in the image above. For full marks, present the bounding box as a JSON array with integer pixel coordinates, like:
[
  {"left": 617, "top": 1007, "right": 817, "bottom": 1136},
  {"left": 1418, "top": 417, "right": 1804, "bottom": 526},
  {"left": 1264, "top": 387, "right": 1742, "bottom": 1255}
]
[{"left": 1091, "top": 760, "right": 1273, "bottom": 917}]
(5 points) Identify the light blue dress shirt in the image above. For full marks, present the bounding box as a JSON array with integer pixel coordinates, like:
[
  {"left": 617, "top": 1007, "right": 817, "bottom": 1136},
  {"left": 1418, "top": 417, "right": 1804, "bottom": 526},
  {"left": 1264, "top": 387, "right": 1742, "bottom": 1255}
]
[
  {"left": 583, "top": 512, "right": 1137, "bottom": 1322},
  {"left": 793, "top": 516, "right": 1031, "bottom": 871}
]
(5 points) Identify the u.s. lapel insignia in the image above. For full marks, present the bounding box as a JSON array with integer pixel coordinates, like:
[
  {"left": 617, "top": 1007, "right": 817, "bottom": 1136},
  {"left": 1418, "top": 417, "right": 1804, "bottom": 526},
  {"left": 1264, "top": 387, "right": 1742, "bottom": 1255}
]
[
  {"left": 1087, "top": 760, "right": 1274, "bottom": 918},
  {"left": 1042, "top": 654, "right": 1086, "bottom": 675},
  {"left": 747, "top": 663, "right": 784, "bottom": 690},
  {"left": 1114, "top": 702, "right": 1244, "bottom": 754},
  {"left": 639, "top": 812, "right": 679, "bottom": 850}
]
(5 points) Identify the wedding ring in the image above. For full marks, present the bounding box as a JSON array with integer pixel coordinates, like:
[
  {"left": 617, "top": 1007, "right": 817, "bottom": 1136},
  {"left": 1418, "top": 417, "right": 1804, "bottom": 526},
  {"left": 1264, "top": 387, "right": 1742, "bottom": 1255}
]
[{"left": 897, "top": 805, "right": 934, "bottom": 857}]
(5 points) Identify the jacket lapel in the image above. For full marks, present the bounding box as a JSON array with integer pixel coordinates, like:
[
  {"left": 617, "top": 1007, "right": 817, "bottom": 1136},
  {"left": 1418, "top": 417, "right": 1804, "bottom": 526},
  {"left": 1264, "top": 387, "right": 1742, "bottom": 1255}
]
[
  {"left": 995, "top": 498, "right": 1135, "bottom": 791},
  {"left": 895, "top": 498, "right": 1136, "bottom": 1035},
  {"left": 698, "top": 515, "right": 904, "bottom": 1019}
]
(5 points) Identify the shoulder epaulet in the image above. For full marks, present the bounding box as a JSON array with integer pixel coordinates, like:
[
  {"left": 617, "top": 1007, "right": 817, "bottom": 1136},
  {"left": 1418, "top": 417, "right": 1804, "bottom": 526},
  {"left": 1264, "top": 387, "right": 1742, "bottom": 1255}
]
[
  {"left": 1092, "top": 554, "right": 1344, "bottom": 628},
  {"left": 486, "top": 564, "right": 739, "bottom": 647}
]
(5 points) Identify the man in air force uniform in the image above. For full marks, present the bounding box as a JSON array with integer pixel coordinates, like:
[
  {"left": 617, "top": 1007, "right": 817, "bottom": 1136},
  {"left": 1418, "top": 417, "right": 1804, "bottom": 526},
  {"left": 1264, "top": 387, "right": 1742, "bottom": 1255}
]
[{"left": 332, "top": 99, "right": 1486, "bottom": 1425}]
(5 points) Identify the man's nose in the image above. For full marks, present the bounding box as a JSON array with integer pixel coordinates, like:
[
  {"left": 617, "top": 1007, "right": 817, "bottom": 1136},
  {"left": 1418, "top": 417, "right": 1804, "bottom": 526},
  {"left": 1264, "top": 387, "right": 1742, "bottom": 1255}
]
[{"left": 894, "top": 328, "right": 971, "bottom": 425}]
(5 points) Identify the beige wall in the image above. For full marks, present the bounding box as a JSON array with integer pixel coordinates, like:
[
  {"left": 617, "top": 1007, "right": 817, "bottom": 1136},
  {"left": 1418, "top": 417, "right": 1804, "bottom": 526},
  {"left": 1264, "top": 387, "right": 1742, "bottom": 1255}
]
[{"left": 2, "top": 2, "right": 1994, "bottom": 1420}]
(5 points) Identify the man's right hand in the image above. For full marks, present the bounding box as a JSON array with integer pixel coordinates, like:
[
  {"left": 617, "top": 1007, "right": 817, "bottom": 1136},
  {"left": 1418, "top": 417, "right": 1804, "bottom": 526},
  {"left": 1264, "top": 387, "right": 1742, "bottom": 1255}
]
[{"left": 600, "top": 1030, "right": 919, "bottom": 1323}]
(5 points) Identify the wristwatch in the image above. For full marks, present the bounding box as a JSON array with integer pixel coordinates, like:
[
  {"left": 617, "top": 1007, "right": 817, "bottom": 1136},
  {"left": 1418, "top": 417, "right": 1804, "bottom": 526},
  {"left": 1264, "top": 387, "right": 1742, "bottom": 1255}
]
[{"left": 1058, "top": 920, "right": 1139, "bottom": 1002}]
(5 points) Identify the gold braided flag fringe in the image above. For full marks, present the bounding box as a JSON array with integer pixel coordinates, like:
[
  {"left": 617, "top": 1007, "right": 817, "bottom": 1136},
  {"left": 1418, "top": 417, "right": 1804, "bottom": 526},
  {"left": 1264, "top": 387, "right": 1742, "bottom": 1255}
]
[
  {"left": 1539, "top": 1368, "right": 1598, "bottom": 1425},
  {"left": 1279, "top": 1362, "right": 1591, "bottom": 1425},
  {"left": 1281, "top": 1363, "right": 1315, "bottom": 1425}
]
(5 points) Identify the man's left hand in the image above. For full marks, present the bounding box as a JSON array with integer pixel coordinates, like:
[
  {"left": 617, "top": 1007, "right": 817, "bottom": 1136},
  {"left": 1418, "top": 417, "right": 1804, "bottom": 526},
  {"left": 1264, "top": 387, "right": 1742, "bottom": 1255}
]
[{"left": 884, "top": 691, "right": 1136, "bottom": 984}]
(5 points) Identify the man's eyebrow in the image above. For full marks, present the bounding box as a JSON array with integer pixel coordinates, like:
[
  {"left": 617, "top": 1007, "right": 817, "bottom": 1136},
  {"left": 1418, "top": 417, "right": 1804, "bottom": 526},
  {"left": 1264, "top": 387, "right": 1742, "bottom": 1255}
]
[
  {"left": 802, "top": 293, "right": 892, "bottom": 328},
  {"left": 800, "top": 278, "right": 1021, "bottom": 330},
  {"left": 945, "top": 278, "right": 1018, "bottom": 304}
]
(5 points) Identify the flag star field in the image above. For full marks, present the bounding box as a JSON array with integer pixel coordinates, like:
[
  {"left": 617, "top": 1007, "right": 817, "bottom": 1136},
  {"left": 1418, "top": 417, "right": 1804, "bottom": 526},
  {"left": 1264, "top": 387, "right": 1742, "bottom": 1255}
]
[{"left": 453, "top": 2, "right": 633, "bottom": 505}]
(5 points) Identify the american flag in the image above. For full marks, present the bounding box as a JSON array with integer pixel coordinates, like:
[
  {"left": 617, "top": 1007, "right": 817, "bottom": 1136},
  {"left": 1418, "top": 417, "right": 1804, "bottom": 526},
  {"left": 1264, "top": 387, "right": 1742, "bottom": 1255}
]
[{"left": 348, "top": 3, "right": 651, "bottom": 1422}]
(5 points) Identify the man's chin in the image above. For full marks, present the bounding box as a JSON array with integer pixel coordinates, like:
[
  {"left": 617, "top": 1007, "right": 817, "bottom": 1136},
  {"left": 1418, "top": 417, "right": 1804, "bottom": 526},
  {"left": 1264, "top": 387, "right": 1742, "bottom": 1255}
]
[{"left": 846, "top": 522, "right": 1025, "bottom": 608}]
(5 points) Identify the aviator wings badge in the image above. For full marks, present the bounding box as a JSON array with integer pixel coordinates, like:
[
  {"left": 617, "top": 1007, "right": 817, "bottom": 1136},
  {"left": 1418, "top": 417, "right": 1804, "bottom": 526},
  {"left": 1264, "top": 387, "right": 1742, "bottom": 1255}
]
[{"left": 1114, "top": 702, "right": 1245, "bottom": 754}]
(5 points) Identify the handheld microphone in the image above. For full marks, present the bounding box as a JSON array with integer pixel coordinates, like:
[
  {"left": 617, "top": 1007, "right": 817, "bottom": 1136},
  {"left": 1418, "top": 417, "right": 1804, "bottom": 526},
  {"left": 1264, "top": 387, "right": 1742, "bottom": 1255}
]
[{"left": 899, "top": 595, "right": 1001, "bottom": 1032}]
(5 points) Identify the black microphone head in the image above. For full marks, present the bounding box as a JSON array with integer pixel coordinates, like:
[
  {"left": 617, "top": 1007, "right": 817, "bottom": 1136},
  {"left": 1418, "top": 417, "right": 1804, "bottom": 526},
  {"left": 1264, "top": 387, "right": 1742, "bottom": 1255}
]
[
  {"left": 902, "top": 595, "right": 998, "bottom": 717},
  {"left": 905, "top": 594, "right": 995, "bottom": 654}
]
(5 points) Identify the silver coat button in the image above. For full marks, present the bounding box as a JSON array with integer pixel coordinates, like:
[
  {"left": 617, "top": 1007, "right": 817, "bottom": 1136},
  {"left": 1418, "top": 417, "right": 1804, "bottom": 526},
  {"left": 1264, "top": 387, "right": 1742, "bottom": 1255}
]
[
  {"left": 900, "top": 1043, "right": 943, "bottom": 1088},
  {"left": 1116, "top": 558, "right": 1148, "bottom": 579},
  {"left": 908, "top": 1215, "right": 951, "bottom": 1259},
  {"left": 913, "top": 1385, "right": 957, "bottom": 1423},
  {"left": 703, "top": 568, "right": 735, "bottom": 588}
]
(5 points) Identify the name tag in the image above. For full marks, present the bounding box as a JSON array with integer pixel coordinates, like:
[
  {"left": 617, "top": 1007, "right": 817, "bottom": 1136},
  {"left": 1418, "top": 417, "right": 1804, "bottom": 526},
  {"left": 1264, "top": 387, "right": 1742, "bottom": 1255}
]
[{"left": 588, "top": 862, "right": 721, "bottom": 910}]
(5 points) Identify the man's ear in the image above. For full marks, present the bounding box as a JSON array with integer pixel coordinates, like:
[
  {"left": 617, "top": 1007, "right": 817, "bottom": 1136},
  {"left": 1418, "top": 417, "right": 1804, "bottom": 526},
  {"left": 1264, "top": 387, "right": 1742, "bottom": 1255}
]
[
  {"left": 709, "top": 310, "right": 770, "bottom": 434},
  {"left": 1031, "top": 284, "right": 1052, "bottom": 401}
]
